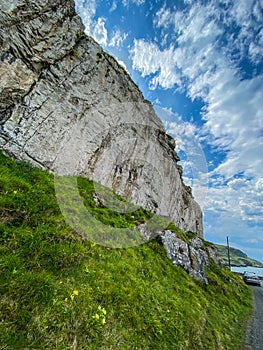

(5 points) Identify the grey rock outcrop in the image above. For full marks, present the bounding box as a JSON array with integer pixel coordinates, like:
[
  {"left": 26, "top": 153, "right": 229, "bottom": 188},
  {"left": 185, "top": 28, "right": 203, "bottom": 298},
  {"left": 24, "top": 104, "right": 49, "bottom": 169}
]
[
  {"left": 160, "top": 231, "right": 218, "bottom": 283},
  {"left": 0, "top": 0, "right": 203, "bottom": 236}
]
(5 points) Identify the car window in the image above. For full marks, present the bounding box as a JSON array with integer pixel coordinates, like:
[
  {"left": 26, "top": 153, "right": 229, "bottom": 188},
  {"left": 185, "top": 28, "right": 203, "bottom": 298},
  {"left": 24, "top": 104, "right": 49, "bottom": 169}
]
[{"left": 244, "top": 272, "right": 258, "bottom": 277}]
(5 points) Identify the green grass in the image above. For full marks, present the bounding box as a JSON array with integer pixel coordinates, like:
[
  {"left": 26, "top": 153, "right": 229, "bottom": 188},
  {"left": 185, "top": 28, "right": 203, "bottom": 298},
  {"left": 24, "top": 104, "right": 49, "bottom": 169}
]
[{"left": 0, "top": 151, "right": 252, "bottom": 349}]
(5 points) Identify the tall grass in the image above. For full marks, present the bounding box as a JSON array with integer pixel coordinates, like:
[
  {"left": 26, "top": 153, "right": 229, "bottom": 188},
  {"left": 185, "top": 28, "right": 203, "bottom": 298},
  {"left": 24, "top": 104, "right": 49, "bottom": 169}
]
[{"left": 0, "top": 151, "right": 252, "bottom": 349}]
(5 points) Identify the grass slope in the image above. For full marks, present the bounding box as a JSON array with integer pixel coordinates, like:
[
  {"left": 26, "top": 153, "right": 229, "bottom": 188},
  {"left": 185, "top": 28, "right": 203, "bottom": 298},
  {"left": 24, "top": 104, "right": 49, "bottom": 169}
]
[
  {"left": 0, "top": 151, "right": 252, "bottom": 349},
  {"left": 215, "top": 244, "right": 263, "bottom": 267}
]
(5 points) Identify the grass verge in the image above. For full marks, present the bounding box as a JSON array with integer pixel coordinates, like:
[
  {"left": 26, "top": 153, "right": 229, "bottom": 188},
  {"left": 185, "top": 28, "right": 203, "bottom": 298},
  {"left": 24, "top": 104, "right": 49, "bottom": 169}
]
[{"left": 0, "top": 151, "right": 252, "bottom": 349}]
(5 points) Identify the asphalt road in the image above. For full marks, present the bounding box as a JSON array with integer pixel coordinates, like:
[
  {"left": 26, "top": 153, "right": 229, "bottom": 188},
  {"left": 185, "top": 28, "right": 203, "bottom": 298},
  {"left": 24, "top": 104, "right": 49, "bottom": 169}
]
[{"left": 244, "top": 284, "right": 263, "bottom": 350}]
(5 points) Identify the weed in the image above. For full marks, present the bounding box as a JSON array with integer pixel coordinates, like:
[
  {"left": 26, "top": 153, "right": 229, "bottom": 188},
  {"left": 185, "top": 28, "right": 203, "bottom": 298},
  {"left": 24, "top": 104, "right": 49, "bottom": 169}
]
[{"left": 96, "top": 52, "right": 103, "bottom": 63}]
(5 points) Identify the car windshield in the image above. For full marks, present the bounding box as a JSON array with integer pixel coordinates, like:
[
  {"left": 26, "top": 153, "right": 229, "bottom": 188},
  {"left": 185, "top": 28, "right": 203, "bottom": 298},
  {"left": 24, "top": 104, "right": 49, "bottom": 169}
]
[{"left": 244, "top": 272, "right": 258, "bottom": 277}]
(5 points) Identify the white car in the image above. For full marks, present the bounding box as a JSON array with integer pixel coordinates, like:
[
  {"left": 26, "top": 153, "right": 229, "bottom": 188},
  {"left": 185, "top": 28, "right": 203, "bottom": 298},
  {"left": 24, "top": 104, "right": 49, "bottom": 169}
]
[{"left": 243, "top": 272, "right": 261, "bottom": 286}]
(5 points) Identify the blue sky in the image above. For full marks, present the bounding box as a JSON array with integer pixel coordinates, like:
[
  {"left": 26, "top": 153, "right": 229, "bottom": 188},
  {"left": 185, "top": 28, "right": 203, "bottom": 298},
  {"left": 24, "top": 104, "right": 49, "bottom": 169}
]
[{"left": 74, "top": 0, "right": 263, "bottom": 262}]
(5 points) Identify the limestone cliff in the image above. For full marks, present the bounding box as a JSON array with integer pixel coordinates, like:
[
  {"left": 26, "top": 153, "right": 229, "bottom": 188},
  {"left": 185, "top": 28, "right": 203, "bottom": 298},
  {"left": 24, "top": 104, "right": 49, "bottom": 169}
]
[{"left": 0, "top": 0, "right": 203, "bottom": 237}]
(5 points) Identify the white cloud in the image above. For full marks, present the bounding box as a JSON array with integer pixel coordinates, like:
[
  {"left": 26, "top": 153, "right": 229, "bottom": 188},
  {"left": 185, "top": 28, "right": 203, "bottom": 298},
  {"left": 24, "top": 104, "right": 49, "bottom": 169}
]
[
  {"left": 109, "top": 30, "right": 128, "bottom": 47},
  {"left": 122, "top": 0, "right": 145, "bottom": 6},
  {"left": 132, "top": 0, "right": 263, "bottom": 98},
  {"left": 92, "top": 17, "right": 108, "bottom": 46},
  {"left": 132, "top": 3, "right": 228, "bottom": 96},
  {"left": 110, "top": 1, "right": 118, "bottom": 12},
  {"left": 116, "top": 58, "right": 128, "bottom": 72},
  {"left": 130, "top": 40, "right": 182, "bottom": 89},
  {"left": 227, "top": 178, "right": 249, "bottom": 191},
  {"left": 249, "top": 28, "right": 263, "bottom": 64},
  {"left": 153, "top": 7, "right": 173, "bottom": 29},
  {"left": 205, "top": 177, "right": 263, "bottom": 223},
  {"left": 204, "top": 74, "right": 263, "bottom": 179},
  {"left": 74, "top": 2, "right": 108, "bottom": 46},
  {"left": 224, "top": 0, "right": 263, "bottom": 65},
  {"left": 130, "top": 40, "right": 160, "bottom": 77},
  {"left": 256, "top": 178, "right": 263, "bottom": 191},
  {"left": 164, "top": 120, "right": 198, "bottom": 151},
  {"left": 74, "top": 0, "right": 97, "bottom": 35}
]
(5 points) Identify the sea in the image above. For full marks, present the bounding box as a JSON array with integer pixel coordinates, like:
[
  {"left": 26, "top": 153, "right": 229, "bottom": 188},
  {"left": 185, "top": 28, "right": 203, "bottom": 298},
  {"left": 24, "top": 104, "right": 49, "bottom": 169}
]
[{"left": 230, "top": 266, "right": 263, "bottom": 277}]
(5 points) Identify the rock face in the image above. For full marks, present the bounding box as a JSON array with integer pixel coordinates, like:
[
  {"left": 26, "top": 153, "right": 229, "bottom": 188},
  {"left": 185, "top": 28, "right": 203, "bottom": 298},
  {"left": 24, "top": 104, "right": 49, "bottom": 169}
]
[
  {"left": 0, "top": 0, "right": 203, "bottom": 237},
  {"left": 160, "top": 232, "right": 214, "bottom": 284}
]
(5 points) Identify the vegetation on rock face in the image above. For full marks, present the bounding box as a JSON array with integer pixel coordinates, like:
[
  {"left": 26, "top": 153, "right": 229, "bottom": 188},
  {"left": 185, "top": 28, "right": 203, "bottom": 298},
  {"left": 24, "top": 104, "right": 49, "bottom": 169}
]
[
  {"left": 215, "top": 244, "right": 263, "bottom": 267},
  {"left": 0, "top": 151, "right": 252, "bottom": 349}
]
